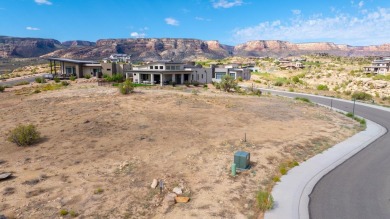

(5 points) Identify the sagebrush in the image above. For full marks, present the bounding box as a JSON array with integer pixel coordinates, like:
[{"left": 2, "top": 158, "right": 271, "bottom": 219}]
[{"left": 8, "top": 124, "right": 41, "bottom": 146}]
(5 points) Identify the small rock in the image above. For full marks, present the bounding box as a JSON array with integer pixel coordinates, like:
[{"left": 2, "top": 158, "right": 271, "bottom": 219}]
[
  {"left": 164, "top": 192, "right": 177, "bottom": 203},
  {"left": 151, "top": 179, "right": 158, "bottom": 189},
  {"left": 175, "top": 196, "right": 190, "bottom": 203},
  {"left": 172, "top": 187, "right": 182, "bottom": 195},
  {"left": 244, "top": 204, "right": 249, "bottom": 209},
  {"left": 0, "top": 172, "right": 12, "bottom": 181}
]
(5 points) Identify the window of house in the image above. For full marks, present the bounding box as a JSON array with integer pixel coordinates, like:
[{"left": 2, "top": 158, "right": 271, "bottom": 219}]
[
  {"left": 176, "top": 66, "right": 180, "bottom": 70},
  {"left": 229, "top": 73, "right": 235, "bottom": 78},
  {"left": 201, "top": 74, "right": 203, "bottom": 79},
  {"left": 150, "top": 66, "right": 153, "bottom": 69},
  {"left": 154, "top": 66, "right": 158, "bottom": 69},
  {"left": 66, "top": 67, "right": 73, "bottom": 74},
  {"left": 215, "top": 72, "right": 226, "bottom": 79},
  {"left": 166, "top": 66, "right": 171, "bottom": 70},
  {"left": 107, "top": 69, "right": 111, "bottom": 71},
  {"left": 192, "top": 75, "right": 194, "bottom": 80},
  {"left": 160, "top": 66, "right": 163, "bottom": 69}
]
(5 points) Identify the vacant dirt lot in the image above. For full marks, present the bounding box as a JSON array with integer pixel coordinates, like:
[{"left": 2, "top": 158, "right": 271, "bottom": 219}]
[{"left": 0, "top": 82, "right": 361, "bottom": 218}]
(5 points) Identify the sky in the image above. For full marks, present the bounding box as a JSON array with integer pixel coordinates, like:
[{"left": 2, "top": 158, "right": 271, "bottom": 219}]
[{"left": 0, "top": 0, "right": 389, "bottom": 46}]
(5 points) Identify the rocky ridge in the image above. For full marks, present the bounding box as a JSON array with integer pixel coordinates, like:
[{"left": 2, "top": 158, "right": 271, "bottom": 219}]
[{"left": 0, "top": 36, "right": 389, "bottom": 61}]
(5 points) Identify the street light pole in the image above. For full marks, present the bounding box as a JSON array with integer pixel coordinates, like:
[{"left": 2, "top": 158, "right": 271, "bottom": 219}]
[{"left": 352, "top": 98, "right": 356, "bottom": 116}]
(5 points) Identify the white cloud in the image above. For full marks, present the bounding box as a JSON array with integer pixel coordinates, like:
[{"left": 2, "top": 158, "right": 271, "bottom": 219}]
[
  {"left": 26, "top": 26, "right": 40, "bottom": 31},
  {"left": 165, "top": 17, "right": 179, "bottom": 26},
  {"left": 130, "top": 32, "right": 146, "bottom": 38},
  {"left": 358, "top": 1, "right": 364, "bottom": 8},
  {"left": 212, "top": 0, "right": 243, "bottom": 9},
  {"left": 232, "top": 7, "right": 390, "bottom": 45},
  {"left": 34, "top": 0, "right": 52, "bottom": 5},
  {"left": 292, "top": 9, "right": 301, "bottom": 15},
  {"left": 195, "top": 16, "right": 211, "bottom": 21}
]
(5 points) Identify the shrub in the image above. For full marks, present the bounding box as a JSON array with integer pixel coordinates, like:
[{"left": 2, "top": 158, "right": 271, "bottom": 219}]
[
  {"left": 14, "top": 81, "right": 29, "bottom": 86},
  {"left": 352, "top": 91, "right": 372, "bottom": 101},
  {"left": 237, "top": 76, "right": 243, "bottom": 82},
  {"left": 272, "top": 176, "right": 280, "bottom": 182},
  {"left": 69, "top": 75, "right": 76, "bottom": 81},
  {"left": 54, "top": 77, "right": 60, "bottom": 83},
  {"left": 170, "top": 81, "right": 176, "bottom": 87},
  {"left": 215, "top": 83, "right": 221, "bottom": 89},
  {"left": 256, "top": 190, "right": 274, "bottom": 212},
  {"left": 35, "top": 77, "right": 42, "bottom": 83},
  {"left": 69, "top": 210, "right": 78, "bottom": 217},
  {"left": 119, "top": 79, "right": 134, "bottom": 95},
  {"left": 273, "top": 81, "right": 283, "bottom": 86},
  {"left": 220, "top": 75, "right": 238, "bottom": 92},
  {"left": 317, "top": 84, "right": 329, "bottom": 91},
  {"left": 343, "top": 90, "right": 352, "bottom": 96},
  {"left": 192, "top": 81, "right": 200, "bottom": 87},
  {"left": 292, "top": 76, "right": 300, "bottom": 83},
  {"left": 0, "top": 85, "right": 5, "bottom": 92},
  {"left": 85, "top": 74, "right": 91, "bottom": 79},
  {"left": 279, "top": 166, "right": 288, "bottom": 175},
  {"left": 252, "top": 89, "right": 262, "bottom": 96},
  {"left": 61, "top": 81, "right": 69, "bottom": 86},
  {"left": 94, "top": 188, "right": 104, "bottom": 194},
  {"left": 7, "top": 124, "right": 41, "bottom": 146},
  {"left": 295, "top": 97, "right": 311, "bottom": 103},
  {"left": 203, "top": 84, "right": 208, "bottom": 88},
  {"left": 109, "top": 74, "right": 124, "bottom": 83},
  {"left": 184, "top": 80, "right": 190, "bottom": 87},
  {"left": 59, "top": 209, "right": 68, "bottom": 216}
]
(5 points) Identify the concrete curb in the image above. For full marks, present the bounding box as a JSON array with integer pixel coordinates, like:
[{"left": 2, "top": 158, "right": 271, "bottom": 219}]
[{"left": 264, "top": 90, "right": 388, "bottom": 219}]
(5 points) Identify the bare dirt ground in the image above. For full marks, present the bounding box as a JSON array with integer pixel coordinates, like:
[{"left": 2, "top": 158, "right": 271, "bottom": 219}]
[{"left": 0, "top": 82, "right": 361, "bottom": 219}]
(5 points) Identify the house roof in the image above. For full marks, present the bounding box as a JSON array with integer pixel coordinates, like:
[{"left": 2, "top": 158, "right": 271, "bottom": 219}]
[{"left": 47, "top": 58, "right": 99, "bottom": 64}]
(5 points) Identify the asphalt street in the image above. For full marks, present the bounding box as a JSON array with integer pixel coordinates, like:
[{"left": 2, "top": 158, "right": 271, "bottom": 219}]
[
  {"left": 259, "top": 88, "right": 390, "bottom": 219},
  {"left": 0, "top": 75, "right": 42, "bottom": 86}
]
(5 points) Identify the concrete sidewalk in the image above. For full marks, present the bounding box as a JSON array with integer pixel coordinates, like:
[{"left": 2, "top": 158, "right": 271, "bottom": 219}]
[{"left": 264, "top": 119, "right": 386, "bottom": 219}]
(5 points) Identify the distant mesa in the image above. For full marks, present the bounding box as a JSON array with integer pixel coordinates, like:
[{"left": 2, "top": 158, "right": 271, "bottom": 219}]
[{"left": 0, "top": 36, "right": 389, "bottom": 60}]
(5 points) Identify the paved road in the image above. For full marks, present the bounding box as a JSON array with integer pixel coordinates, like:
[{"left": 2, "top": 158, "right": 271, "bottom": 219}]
[
  {"left": 0, "top": 75, "right": 42, "bottom": 86},
  {"left": 259, "top": 88, "right": 390, "bottom": 219}
]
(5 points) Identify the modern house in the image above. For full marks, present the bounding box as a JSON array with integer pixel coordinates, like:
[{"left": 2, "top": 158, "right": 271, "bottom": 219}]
[
  {"left": 125, "top": 61, "right": 213, "bottom": 86},
  {"left": 48, "top": 58, "right": 102, "bottom": 78},
  {"left": 102, "top": 54, "right": 132, "bottom": 63},
  {"left": 48, "top": 56, "right": 131, "bottom": 78},
  {"left": 280, "top": 61, "right": 305, "bottom": 70},
  {"left": 47, "top": 56, "right": 252, "bottom": 85},
  {"left": 212, "top": 64, "right": 251, "bottom": 82},
  {"left": 364, "top": 57, "right": 390, "bottom": 75}
]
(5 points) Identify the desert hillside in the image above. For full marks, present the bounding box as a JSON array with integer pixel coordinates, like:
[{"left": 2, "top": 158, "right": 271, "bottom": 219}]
[{"left": 0, "top": 81, "right": 361, "bottom": 219}]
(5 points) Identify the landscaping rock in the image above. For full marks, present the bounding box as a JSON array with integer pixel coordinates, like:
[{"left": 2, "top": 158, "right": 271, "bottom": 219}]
[
  {"left": 172, "top": 187, "right": 182, "bottom": 195},
  {"left": 151, "top": 179, "right": 158, "bottom": 189},
  {"left": 175, "top": 196, "right": 190, "bottom": 203},
  {"left": 163, "top": 193, "right": 177, "bottom": 204},
  {"left": 0, "top": 172, "right": 12, "bottom": 181}
]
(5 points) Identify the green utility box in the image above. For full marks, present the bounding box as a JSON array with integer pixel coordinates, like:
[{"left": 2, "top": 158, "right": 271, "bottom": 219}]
[{"left": 234, "top": 151, "right": 250, "bottom": 169}]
